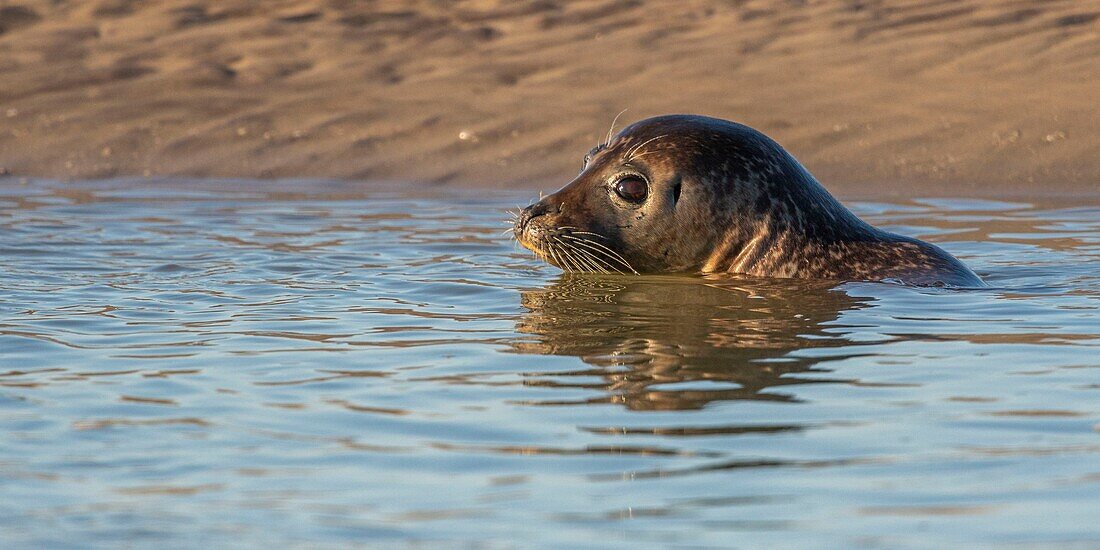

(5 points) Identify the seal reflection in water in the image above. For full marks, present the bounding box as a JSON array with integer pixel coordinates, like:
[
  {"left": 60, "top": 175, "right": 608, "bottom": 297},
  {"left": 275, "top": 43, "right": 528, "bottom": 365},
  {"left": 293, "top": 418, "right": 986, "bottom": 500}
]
[
  {"left": 513, "top": 115, "right": 984, "bottom": 287},
  {"left": 510, "top": 275, "right": 868, "bottom": 411}
]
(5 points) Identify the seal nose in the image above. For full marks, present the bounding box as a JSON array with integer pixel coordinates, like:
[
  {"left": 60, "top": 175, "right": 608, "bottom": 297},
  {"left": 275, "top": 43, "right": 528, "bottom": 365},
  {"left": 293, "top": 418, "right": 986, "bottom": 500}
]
[{"left": 517, "top": 200, "right": 556, "bottom": 231}]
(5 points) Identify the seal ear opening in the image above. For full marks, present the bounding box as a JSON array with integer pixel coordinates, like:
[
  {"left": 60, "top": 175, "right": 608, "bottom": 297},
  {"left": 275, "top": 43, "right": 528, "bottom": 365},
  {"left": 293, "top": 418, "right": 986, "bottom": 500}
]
[{"left": 672, "top": 180, "right": 682, "bottom": 205}]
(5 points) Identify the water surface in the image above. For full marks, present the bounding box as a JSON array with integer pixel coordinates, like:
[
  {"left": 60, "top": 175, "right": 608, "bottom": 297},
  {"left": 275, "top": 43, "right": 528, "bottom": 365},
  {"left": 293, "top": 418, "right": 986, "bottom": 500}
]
[{"left": 1, "top": 179, "right": 1098, "bottom": 547}]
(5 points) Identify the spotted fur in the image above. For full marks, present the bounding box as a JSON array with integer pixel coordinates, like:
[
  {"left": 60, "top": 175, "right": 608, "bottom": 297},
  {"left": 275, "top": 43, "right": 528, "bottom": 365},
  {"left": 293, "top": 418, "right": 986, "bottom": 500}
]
[{"left": 514, "top": 115, "right": 985, "bottom": 287}]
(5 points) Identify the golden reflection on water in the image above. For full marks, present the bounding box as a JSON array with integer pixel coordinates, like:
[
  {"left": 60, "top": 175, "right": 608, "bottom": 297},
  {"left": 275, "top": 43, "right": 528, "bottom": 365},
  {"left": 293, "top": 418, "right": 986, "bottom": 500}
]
[
  {"left": 511, "top": 274, "right": 865, "bottom": 410},
  {"left": 1, "top": 180, "right": 1099, "bottom": 546}
]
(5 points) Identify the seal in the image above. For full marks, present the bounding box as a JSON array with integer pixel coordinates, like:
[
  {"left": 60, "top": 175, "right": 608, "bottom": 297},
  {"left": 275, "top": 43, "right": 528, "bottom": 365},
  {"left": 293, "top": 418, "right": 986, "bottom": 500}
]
[{"left": 512, "top": 114, "right": 984, "bottom": 287}]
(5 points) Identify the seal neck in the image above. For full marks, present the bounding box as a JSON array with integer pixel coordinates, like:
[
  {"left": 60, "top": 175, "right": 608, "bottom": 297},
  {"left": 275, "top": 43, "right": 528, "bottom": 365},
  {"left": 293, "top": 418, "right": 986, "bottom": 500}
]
[{"left": 723, "top": 202, "right": 883, "bottom": 278}]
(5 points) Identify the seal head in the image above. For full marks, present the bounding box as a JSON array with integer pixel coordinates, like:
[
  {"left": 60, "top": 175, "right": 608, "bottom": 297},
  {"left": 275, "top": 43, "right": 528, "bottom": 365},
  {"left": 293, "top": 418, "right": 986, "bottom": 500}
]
[{"left": 513, "top": 114, "right": 983, "bottom": 287}]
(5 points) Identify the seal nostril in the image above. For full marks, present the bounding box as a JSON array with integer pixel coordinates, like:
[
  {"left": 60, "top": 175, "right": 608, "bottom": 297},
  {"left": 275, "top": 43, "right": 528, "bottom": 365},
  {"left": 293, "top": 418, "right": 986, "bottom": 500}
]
[
  {"left": 517, "top": 200, "right": 554, "bottom": 231},
  {"left": 527, "top": 201, "right": 551, "bottom": 219}
]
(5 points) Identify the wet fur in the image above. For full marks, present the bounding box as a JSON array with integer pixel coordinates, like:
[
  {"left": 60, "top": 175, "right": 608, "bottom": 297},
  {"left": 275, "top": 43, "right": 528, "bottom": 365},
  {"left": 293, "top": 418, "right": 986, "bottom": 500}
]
[{"left": 514, "top": 115, "right": 984, "bottom": 287}]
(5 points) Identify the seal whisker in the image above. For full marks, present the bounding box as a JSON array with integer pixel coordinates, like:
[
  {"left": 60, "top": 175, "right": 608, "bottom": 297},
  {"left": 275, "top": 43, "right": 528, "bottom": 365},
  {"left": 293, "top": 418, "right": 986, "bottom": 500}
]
[
  {"left": 562, "top": 239, "right": 608, "bottom": 273},
  {"left": 625, "top": 134, "right": 669, "bottom": 161},
  {"left": 559, "top": 246, "right": 590, "bottom": 272},
  {"left": 556, "top": 225, "right": 630, "bottom": 265},
  {"left": 562, "top": 235, "right": 627, "bottom": 266},
  {"left": 578, "top": 250, "right": 612, "bottom": 273},
  {"left": 554, "top": 237, "right": 592, "bottom": 272},
  {"left": 577, "top": 242, "right": 635, "bottom": 274},
  {"left": 556, "top": 228, "right": 631, "bottom": 265},
  {"left": 558, "top": 228, "right": 608, "bottom": 240},
  {"left": 625, "top": 151, "right": 661, "bottom": 162},
  {"left": 557, "top": 232, "right": 619, "bottom": 271},
  {"left": 561, "top": 235, "right": 636, "bottom": 274},
  {"left": 562, "top": 247, "right": 589, "bottom": 274},
  {"left": 560, "top": 237, "right": 604, "bottom": 273},
  {"left": 560, "top": 234, "right": 618, "bottom": 263},
  {"left": 549, "top": 238, "right": 582, "bottom": 273},
  {"left": 546, "top": 241, "right": 572, "bottom": 273},
  {"left": 567, "top": 230, "right": 608, "bottom": 239},
  {"left": 606, "top": 108, "right": 629, "bottom": 147},
  {"left": 577, "top": 248, "right": 610, "bottom": 274},
  {"left": 566, "top": 241, "right": 622, "bottom": 274}
]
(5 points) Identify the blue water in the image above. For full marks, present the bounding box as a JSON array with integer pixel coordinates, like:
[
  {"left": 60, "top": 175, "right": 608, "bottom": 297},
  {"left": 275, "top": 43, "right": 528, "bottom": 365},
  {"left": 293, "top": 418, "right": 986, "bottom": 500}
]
[{"left": 1, "top": 179, "right": 1098, "bottom": 547}]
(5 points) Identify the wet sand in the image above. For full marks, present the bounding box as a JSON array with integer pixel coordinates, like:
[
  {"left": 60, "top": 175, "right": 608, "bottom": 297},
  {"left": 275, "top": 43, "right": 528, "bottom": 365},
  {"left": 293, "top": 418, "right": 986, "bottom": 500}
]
[{"left": 1, "top": 1, "right": 1098, "bottom": 195}]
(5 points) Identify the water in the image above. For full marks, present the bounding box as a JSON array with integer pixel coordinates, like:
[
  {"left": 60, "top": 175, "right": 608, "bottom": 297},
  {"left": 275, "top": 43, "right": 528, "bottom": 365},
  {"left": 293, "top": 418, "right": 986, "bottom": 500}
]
[{"left": 1, "top": 178, "right": 1098, "bottom": 548}]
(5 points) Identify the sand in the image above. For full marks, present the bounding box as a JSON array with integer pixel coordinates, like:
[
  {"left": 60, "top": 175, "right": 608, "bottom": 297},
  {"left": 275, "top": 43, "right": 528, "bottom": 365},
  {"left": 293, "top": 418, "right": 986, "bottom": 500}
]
[{"left": 0, "top": 0, "right": 1097, "bottom": 196}]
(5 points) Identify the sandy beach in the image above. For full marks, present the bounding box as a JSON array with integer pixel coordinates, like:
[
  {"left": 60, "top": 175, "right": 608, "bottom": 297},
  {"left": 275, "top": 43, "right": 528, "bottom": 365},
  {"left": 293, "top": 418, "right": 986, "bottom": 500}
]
[{"left": 1, "top": 0, "right": 1097, "bottom": 195}]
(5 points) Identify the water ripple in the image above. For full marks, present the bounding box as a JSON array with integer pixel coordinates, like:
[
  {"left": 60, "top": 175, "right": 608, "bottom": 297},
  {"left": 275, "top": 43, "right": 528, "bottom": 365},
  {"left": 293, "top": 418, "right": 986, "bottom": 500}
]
[{"left": 1, "top": 179, "right": 1098, "bottom": 546}]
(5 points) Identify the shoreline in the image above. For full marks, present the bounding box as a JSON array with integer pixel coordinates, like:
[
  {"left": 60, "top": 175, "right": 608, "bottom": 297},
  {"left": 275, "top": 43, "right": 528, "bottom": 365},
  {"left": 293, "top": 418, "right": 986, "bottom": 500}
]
[{"left": 5, "top": 175, "right": 1099, "bottom": 204}]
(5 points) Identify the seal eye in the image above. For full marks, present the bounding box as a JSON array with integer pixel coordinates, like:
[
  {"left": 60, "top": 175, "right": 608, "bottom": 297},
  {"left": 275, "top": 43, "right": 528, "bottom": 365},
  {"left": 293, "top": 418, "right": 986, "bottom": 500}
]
[{"left": 614, "top": 176, "right": 648, "bottom": 203}]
